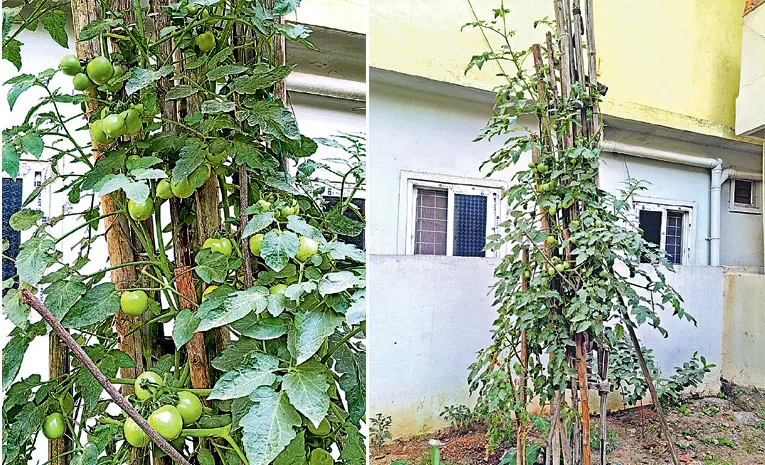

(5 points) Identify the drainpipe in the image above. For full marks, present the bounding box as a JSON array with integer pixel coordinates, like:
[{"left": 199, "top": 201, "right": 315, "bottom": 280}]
[
  {"left": 285, "top": 72, "right": 366, "bottom": 102},
  {"left": 599, "top": 140, "right": 763, "bottom": 266}
]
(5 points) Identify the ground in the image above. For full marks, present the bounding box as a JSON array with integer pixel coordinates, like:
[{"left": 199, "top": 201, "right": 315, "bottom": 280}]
[{"left": 371, "top": 388, "right": 765, "bottom": 465}]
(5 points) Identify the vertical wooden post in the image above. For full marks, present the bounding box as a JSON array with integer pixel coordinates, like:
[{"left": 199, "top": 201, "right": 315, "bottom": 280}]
[
  {"left": 48, "top": 336, "right": 71, "bottom": 465},
  {"left": 575, "top": 333, "right": 591, "bottom": 465}
]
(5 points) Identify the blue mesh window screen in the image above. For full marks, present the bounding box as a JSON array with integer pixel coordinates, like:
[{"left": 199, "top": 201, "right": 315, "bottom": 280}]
[
  {"left": 3, "top": 179, "right": 23, "bottom": 294},
  {"left": 414, "top": 189, "right": 448, "bottom": 255},
  {"left": 453, "top": 194, "right": 487, "bottom": 257},
  {"left": 665, "top": 212, "right": 683, "bottom": 264}
]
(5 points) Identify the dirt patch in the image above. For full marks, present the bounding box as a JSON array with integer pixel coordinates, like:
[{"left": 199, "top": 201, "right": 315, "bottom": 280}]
[{"left": 371, "top": 397, "right": 765, "bottom": 465}]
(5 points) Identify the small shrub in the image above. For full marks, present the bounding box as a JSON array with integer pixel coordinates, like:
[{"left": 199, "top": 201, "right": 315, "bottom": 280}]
[
  {"left": 589, "top": 427, "right": 622, "bottom": 454},
  {"left": 440, "top": 404, "right": 478, "bottom": 434},
  {"left": 370, "top": 413, "right": 393, "bottom": 449}
]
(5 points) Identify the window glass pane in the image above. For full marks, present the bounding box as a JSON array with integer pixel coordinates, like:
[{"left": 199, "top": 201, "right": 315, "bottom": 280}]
[
  {"left": 453, "top": 194, "right": 487, "bottom": 257},
  {"left": 638, "top": 209, "right": 662, "bottom": 263},
  {"left": 665, "top": 212, "right": 683, "bottom": 264},
  {"left": 734, "top": 180, "right": 753, "bottom": 205},
  {"left": 414, "top": 189, "right": 448, "bottom": 255},
  {"left": 3, "top": 179, "right": 23, "bottom": 296}
]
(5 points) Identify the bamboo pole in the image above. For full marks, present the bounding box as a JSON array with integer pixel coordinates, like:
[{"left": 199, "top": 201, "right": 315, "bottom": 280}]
[
  {"left": 48, "top": 335, "right": 71, "bottom": 465},
  {"left": 22, "top": 290, "right": 193, "bottom": 465},
  {"left": 516, "top": 249, "right": 530, "bottom": 465},
  {"left": 575, "top": 333, "right": 591, "bottom": 465}
]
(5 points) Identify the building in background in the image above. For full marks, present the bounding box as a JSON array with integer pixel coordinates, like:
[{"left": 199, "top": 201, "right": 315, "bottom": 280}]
[
  {"left": 0, "top": 2, "right": 365, "bottom": 459},
  {"left": 368, "top": 0, "right": 765, "bottom": 437}
]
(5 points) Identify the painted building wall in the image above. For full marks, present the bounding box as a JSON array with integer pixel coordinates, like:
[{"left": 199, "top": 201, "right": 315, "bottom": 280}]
[
  {"left": 722, "top": 270, "right": 765, "bottom": 388},
  {"left": 370, "top": 0, "right": 756, "bottom": 143}
]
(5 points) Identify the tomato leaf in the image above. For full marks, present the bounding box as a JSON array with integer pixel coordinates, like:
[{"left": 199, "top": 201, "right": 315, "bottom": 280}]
[
  {"left": 172, "top": 309, "right": 200, "bottom": 350},
  {"left": 289, "top": 309, "right": 343, "bottom": 364},
  {"left": 2, "top": 142, "right": 20, "bottom": 178},
  {"left": 318, "top": 271, "right": 362, "bottom": 296},
  {"left": 240, "top": 100, "right": 300, "bottom": 141},
  {"left": 78, "top": 18, "right": 122, "bottom": 41},
  {"left": 43, "top": 275, "right": 87, "bottom": 320},
  {"left": 345, "top": 295, "right": 366, "bottom": 325},
  {"left": 61, "top": 283, "right": 120, "bottom": 329},
  {"left": 2, "top": 334, "right": 29, "bottom": 386},
  {"left": 5, "top": 73, "right": 35, "bottom": 111},
  {"left": 166, "top": 85, "right": 198, "bottom": 100},
  {"left": 231, "top": 314, "right": 288, "bottom": 340},
  {"left": 212, "top": 337, "right": 263, "bottom": 371},
  {"left": 208, "top": 353, "right": 278, "bottom": 400},
  {"left": 285, "top": 215, "right": 326, "bottom": 245},
  {"left": 172, "top": 138, "right": 205, "bottom": 182},
  {"left": 333, "top": 342, "right": 366, "bottom": 425},
  {"left": 260, "top": 230, "right": 299, "bottom": 272},
  {"left": 125, "top": 65, "right": 173, "bottom": 95},
  {"left": 194, "top": 248, "right": 230, "bottom": 284},
  {"left": 19, "top": 132, "right": 44, "bottom": 158},
  {"left": 201, "top": 99, "right": 235, "bottom": 114},
  {"left": 42, "top": 10, "right": 68, "bottom": 48},
  {"left": 9, "top": 208, "right": 42, "bottom": 231},
  {"left": 233, "top": 138, "right": 278, "bottom": 170},
  {"left": 98, "top": 174, "right": 150, "bottom": 203},
  {"left": 229, "top": 65, "right": 293, "bottom": 94},
  {"left": 206, "top": 65, "right": 248, "bottom": 81},
  {"left": 338, "top": 423, "right": 366, "bottom": 464},
  {"left": 197, "top": 286, "right": 268, "bottom": 332},
  {"left": 16, "top": 237, "right": 55, "bottom": 285},
  {"left": 282, "top": 360, "right": 330, "bottom": 428},
  {"left": 3, "top": 39, "right": 22, "bottom": 70},
  {"left": 325, "top": 242, "right": 365, "bottom": 262},
  {"left": 2, "top": 288, "right": 28, "bottom": 328},
  {"left": 241, "top": 386, "right": 301, "bottom": 465},
  {"left": 273, "top": 431, "right": 307, "bottom": 465},
  {"left": 242, "top": 212, "right": 275, "bottom": 238}
]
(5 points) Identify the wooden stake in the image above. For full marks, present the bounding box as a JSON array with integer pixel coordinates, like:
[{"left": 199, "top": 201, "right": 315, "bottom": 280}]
[
  {"left": 48, "top": 334, "right": 71, "bottom": 465},
  {"left": 22, "top": 290, "right": 193, "bottom": 465},
  {"left": 517, "top": 249, "right": 529, "bottom": 465},
  {"left": 576, "top": 333, "right": 591, "bottom": 465}
]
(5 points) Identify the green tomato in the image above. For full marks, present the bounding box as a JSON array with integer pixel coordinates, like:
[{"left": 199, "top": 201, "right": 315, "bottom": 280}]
[
  {"left": 205, "top": 149, "right": 227, "bottom": 165},
  {"left": 562, "top": 261, "right": 570, "bottom": 270},
  {"left": 186, "top": 3, "right": 198, "bottom": 14},
  {"left": 527, "top": 161, "right": 536, "bottom": 169},
  {"left": 196, "top": 31, "right": 216, "bottom": 52},
  {"left": 171, "top": 178, "right": 195, "bottom": 198},
  {"left": 554, "top": 263, "right": 565, "bottom": 273},
  {"left": 59, "top": 55, "right": 81, "bottom": 76},
  {"left": 203, "top": 237, "right": 233, "bottom": 257},
  {"left": 73, "top": 73, "right": 94, "bottom": 91},
  {"left": 295, "top": 236, "right": 319, "bottom": 262},
  {"left": 90, "top": 119, "right": 113, "bottom": 146},
  {"left": 109, "top": 65, "right": 125, "bottom": 92},
  {"left": 128, "top": 199, "right": 154, "bottom": 221},
  {"left": 124, "top": 417, "right": 150, "bottom": 447},
  {"left": 537, "top": 163, "right": 549, "bottom": 174},
  {"left": 249, "top": 233, "right": 264, "bottom": 256},
  {"left": 307, "top": 418, "right": 331, "bottom": 436},
  {"left": 102, "top": 113, "right": 126, "bottom": 139},
  {"left": 156, "top": 179, "right": 174, "bottom": 199},
  {"left": 175, "top": 392, "right": 203, "bottom": 425},
  {"left": 122, "top": 109, "right": 142, "bottom": 136},
  {"left": 547, "top": 267, "right": 556, "bottom": 276},
  {"left": 309, "top": 449, "right": 334, "bottom": 465},
  {"left": 121, "top": 290, "right": 148, "bottom": 317},
  {"left": 280, "top": 205, "right": 295, "bottom": 218},
  {"left": 134, "top": 371, "right": 163, "bottom": 400},
  {"left": 269, "top": 284, "right": 288, "bottom": 295},
  {"left": 131, "top": 103, "right": 146, "bottom": 116},
  {"left": 545, "top": 235, "right": 557, "bottom": 246},
  {"left": 42, "top": 413, "right": 66, "bottom": 440},
  {"left": 523, "top": 270, "right": 531, "bottom": 279},
  {"left": 148, "top": 405, "right": 183, "bottom": 440},
  {"left": 257, "top": 199, "right": 271, "bottom": 212},
  {"left": 86, "top": 56, "right": 114, "bottom": 85}
]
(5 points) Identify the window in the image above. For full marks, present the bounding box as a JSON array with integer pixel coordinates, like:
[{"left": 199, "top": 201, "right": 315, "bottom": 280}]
[
  {"left": 634, "top": 200, "right": 693, "bottom": 265},
  {"left": 729, "top": 179, "right": 761, "bottom": 214},
  {"left": 404, "top": 174, "right": 504, "bottom": 257}
]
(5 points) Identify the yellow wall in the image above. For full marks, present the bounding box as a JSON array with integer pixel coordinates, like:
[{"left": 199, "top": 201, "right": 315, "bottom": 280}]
[
  {"left": 370, "top": 0, "right": 753, "bottom": 143},
  {"left": 288, "top": 0, "right": 367, "bottom": 35}
]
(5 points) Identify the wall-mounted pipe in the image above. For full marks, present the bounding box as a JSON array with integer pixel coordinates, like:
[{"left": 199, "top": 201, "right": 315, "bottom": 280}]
[{"left": 599, "top": 139, "right": 763, "bottom": 266}]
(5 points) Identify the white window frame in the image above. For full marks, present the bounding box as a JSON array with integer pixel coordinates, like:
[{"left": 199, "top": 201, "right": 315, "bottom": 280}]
[
  {"left": 631, "top": 196, "right": 695, "bottom": 265},
  {"left": 728, "top": 179, "right": 761, "bottom": 214},
  {"left": 398, "top": 170, "right": 508, "bottom": 258}
]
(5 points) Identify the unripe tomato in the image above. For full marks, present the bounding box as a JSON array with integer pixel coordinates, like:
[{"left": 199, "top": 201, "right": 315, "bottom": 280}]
[
  {"left": 307, "top": 418, "right": 331, "bottom": 436},
  {"left": 171, "top": 178, "right": 195, "bottom": 198},
  {"left": 42, "top": 413, "right": 66, "bottom": 440},
  {"left": 109, "top": 65, "right": 125, "bottom": 92},
  {"left": 249, "top": 233, "right": 264, "bottom": 256},
  {"left": 295, "top": 236, "right": 319, "bottom": 262},
  {"left": 309, "top": 449, "right": 334, "bottom": 465},
  {"left": 280, "top": 205, "right": 295, "bottom": 218},
  {"left": 196, "top": 31, "right": 216, "bottom": 52},
  {"left": 545, "top": 236, "right": 556, "bottom": 246},
  {"left": 202, "top": 285, "right": 217, "bottom": 302},
  {"left": 205, "top": 149, "right": 227, "bottom": 165},
  {"left": 175, "top": 392, "right": 203, "bottom": 425},
  {"left": 86, "top": 56, "right": 114, "bottom": 85},
  {"left": 203, "top": 237, "right": 233, "bottom": 257},
  {"left": 73, "top": 73, "right": 94, "bottom": 91},
  {"left": 148, "top": 405, "right": 183, "bottom": 440},
  {"left": 257, "top": 199, "right": 271, "bottom": 212},
  {"left": 90, "top": 120, "right": 113, "bottom": 146},
  {"left": 102, "top": 113, "right": 126, "bottom": 139},
  {"left": 554, "top": 263, "right": 565, "bottom": 273},
  {"left": 186, "top": 3, "right": 198, "bottom": 14},
  {"left": 269, "top": 284, "right": 287, "bottom": 295},
  {"left": 537, "top": 163, "right": 549, "bottom": 174},
  {"left": 124, "top": 417, "right": 150, "bottom": 447},
  {"left": 131, "top": 103, "right": 146, "bottom": 116},
  {"left": 122, "top": 109, "right": 142, "bottom": 136},
  {"left": 59, "top": 55, "right": 81, "bottom": 76},
  {"left": 134, "top": 371, "right": 163, "bottom": 400},
  {"left": 156, "top": 179, "right": 174, "bottom": 199},
  {"left": 523, "top": 270, "right": 531, "bottom": 279},
  {"left": 121, "top": 290, "right": 148, "bottom": 317},
  {"left": 128, "top": 199, "right": 154, "bottom": 221}
]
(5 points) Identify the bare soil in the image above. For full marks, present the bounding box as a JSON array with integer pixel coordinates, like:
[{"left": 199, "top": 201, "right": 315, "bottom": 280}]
[{"left": 371, "top": 396, "right": 765, "bottom": 465}]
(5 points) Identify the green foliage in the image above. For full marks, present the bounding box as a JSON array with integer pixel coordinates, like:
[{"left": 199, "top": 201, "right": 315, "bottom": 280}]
[
  {"left": 439, "top": 404, "right": 478, "bottom": 434},
  {"left": 2, "top": 1, "right": 366, "bottom": 464},
  {"left": 370, "top": 413, "right": 392, "bottom": 449},
  {"left": 589, "top": 427, "right": 621, "bottom": 454},
  {"left": 463, "top": 6, "right": 697, "bottom": 455}
]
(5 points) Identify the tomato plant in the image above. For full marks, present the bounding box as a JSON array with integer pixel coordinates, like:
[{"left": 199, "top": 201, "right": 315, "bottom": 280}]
[{"left": 2, "top": 0, "right": 366, "bottom": 463}]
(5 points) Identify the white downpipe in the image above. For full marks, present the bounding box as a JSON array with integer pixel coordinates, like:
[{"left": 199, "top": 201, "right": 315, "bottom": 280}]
[{"left": 599, "top": 140, "right": 763, "bottom": 266}]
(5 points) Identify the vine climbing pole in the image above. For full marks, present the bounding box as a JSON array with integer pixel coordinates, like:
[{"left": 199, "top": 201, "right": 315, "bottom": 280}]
[{"left": 524, "top": 1, "right": 681, "bottom": 464}]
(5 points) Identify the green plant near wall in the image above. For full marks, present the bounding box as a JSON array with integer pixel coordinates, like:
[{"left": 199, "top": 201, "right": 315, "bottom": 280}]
[
  {"left": 463, "top": 2, "right": 696, "bottom": 461},
  {"left": 1, "top": 0, "right": 366, "bottom": 464}
]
